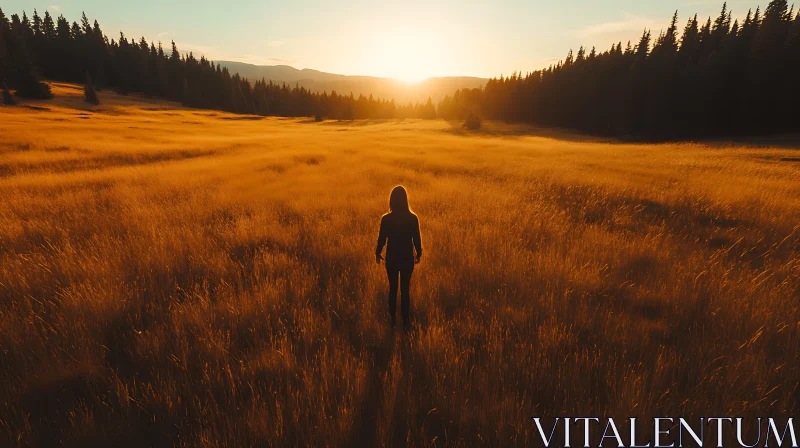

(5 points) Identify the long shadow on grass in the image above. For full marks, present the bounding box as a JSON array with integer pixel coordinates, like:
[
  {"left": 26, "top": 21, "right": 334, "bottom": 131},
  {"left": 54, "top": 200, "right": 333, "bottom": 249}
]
[{"left": 347, "top": 330, "right": 411, "bottom": 446}]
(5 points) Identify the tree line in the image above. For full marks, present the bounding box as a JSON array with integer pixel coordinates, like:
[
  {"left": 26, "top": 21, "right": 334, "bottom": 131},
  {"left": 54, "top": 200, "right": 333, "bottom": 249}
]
[
  {"left": 0, "top": 7, "right": 437, "bottom": 119},
  {"left": 2, "top": 3, "right": 799, "bottom": 137},
  {"left": 439, "top": 1, "right": 800, "bottom": 138}
]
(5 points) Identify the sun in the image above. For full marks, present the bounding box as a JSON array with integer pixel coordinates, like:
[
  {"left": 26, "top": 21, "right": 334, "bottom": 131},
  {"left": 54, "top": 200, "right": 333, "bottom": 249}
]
[{"left": 370, "top": 29, "right": 443, "bottom": 83}]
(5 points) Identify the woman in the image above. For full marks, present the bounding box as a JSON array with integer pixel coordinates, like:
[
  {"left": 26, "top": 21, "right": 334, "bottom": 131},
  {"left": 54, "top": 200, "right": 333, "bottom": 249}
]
[{"left": 375, "top": 186, "right": 422, "bottom": 330}]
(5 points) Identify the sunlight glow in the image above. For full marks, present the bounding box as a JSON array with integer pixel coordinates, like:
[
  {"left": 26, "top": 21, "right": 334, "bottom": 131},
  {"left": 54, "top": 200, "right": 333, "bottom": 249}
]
[{"left": 369, "top": 29, "right": 444, "bottom": 82}]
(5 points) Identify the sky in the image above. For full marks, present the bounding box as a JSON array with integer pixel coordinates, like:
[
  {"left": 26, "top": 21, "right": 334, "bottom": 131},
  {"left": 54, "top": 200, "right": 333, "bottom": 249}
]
[{"left": 7, "top": 0, "right": 763, "bottom": 81}]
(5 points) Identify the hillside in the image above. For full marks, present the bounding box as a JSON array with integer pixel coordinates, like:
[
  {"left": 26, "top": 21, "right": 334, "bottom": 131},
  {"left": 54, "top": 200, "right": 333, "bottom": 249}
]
[{"left": 218, "top": 61, "right": 486, "bottom": 103}]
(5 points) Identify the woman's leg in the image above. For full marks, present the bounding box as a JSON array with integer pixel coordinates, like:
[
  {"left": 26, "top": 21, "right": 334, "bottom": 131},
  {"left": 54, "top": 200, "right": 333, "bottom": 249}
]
[
  {"left": 387, "top": 265, "right": 399, "bottom": 326},
  {"left": 399, "top": 264, "right": 414, "bottom": 328}
]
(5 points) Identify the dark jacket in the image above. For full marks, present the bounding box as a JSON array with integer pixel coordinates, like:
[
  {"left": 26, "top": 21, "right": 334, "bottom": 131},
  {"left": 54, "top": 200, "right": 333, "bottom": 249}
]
[{"left": 376, "top": 211, "right": 422, "bottom": 266}]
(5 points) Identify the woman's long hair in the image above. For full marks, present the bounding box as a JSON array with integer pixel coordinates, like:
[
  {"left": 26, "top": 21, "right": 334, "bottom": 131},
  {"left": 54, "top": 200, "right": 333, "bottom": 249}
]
[{"left": 389, "top": 185, "right": 411, "bottom": 213}]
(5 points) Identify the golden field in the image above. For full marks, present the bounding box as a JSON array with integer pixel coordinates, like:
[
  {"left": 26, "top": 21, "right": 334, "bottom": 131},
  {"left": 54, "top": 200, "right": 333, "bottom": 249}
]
[{"left": 1, "top": 83, "right": 799, "bottom": 446}]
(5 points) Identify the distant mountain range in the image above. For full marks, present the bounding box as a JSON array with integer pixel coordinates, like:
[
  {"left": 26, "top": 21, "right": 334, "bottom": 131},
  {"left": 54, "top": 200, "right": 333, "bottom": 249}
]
[{"left": 217, "top": 61, "right": 486, "bottom": 104}]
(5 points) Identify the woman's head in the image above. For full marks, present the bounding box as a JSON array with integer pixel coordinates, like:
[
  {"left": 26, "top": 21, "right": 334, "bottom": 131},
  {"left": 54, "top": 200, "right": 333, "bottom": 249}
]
[{"left": 389, "top": 185, "right": 410, "bottom": 213}]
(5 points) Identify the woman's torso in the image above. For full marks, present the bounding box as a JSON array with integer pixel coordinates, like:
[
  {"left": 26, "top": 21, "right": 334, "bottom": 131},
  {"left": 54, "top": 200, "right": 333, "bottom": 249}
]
[{"left": 382, "top": 212, "right": 418, "bottom": 266}]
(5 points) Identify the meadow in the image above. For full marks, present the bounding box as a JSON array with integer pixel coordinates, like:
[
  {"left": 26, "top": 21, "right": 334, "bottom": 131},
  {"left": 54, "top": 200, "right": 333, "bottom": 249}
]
[{"left": 1, "top": 83, "right": 799, "bottom": 447}]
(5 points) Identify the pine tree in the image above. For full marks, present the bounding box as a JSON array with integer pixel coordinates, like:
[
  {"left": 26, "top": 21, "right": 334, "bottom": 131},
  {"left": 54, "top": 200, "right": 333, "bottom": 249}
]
[
  {"left": 32, "top": 9, "right": 42, "bottom": 37},
  {"left": 343, "top": 101, "right": 354, "bottom": 121},
  {"left": 763, "top": 0, "right": 790, "bottom": 21},
  {"left": 19, "top": 12, "right": 34, "bottom": 42},
  {"left": 658, "top": 11, "right": 680, "bottom": 53},
  {"left": 576, "top": 46, "right": 586, "bottom": 63},
  {"left": 463, "top": 110, "right": 481, "bottom": 130},
  {"left": 3, "top": 14, "right": 52, "bottom": 98},
  {"left": 712, "top": 3, "right": 732, "bottom": 39},
  {"left": 84, "top": 71, "right": 99, "bottom": 104},
  {"left": 680, "top": 14, "right": 700, "bottom": 58},
  {"left": 42, "top": 12, "right": 55, "bottom": 40},
  {"left": 70, "top": 21, "right": 80, "bottom": 39},
  {"left": 0, "top": 9, "right": 7, "bottom": 84},
  {"left": 700, "top": 17, "right": 713, "bottom": 45}
]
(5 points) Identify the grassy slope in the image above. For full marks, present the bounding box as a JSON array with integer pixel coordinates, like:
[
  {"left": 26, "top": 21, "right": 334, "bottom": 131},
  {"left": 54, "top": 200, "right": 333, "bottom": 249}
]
[{"left": 1, "top": 83, "right": 799, "bottom": 446}]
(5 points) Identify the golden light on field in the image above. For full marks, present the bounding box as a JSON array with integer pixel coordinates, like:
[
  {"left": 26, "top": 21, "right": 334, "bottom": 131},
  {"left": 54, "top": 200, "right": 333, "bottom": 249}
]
[{"left": 1, "top": 84, "right": 799, "bottom": 446}]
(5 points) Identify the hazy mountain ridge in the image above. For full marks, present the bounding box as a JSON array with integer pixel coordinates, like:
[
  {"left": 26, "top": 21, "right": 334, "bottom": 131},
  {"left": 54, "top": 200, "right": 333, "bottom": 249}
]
[{"left": 217, "top": 61, "right": 486, "bottom": 104}]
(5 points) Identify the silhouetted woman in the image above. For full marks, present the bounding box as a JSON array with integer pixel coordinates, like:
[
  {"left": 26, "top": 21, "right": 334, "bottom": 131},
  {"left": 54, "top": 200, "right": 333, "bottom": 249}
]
[{"left": 376, "top": 186, "right": 422, "bottom": 330}]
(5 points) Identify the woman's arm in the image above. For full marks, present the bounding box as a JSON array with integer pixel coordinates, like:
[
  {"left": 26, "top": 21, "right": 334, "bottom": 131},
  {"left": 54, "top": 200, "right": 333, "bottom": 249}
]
[
  {"left": 375, "top": 216, "right": 387, "bottom": 263},
  {"left": 413, "top": 216, "right": 422, "bottom": 262}
]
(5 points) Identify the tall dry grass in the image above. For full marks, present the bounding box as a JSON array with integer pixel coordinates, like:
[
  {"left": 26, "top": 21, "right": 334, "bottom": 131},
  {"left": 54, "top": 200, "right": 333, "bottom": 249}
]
[{"left": 1, "top": 84, "right": 799, "bottom": 446}]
